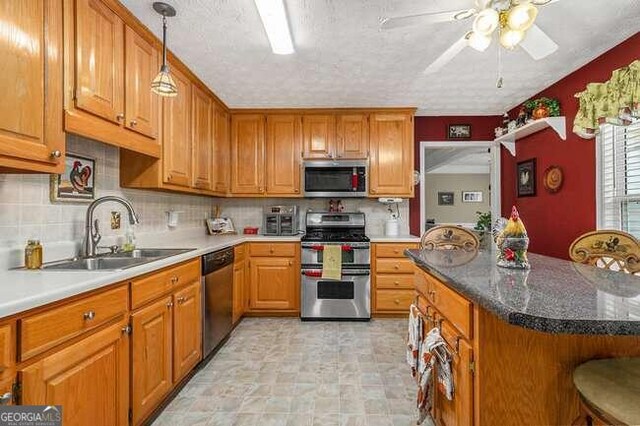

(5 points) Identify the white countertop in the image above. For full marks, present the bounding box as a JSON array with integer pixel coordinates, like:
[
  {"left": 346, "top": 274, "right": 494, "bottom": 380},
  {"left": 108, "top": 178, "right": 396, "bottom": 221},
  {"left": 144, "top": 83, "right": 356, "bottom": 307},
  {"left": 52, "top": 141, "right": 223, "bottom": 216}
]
[
  {"left": 0, "top": 234, "right": 301, "bottom": 320},
  {"left": 368, "top": 234, "right": 421, "bottom": 243}
]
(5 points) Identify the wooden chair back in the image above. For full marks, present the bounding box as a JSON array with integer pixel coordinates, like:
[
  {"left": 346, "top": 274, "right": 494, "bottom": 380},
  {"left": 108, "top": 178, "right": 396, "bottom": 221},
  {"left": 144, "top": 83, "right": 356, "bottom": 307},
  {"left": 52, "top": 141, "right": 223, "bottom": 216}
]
[
  {"left": 569, "top": 230, "right": 640, "bottom": 274},
  {"left": 420, "top": 225, "right": 480, "bottom": 251}
]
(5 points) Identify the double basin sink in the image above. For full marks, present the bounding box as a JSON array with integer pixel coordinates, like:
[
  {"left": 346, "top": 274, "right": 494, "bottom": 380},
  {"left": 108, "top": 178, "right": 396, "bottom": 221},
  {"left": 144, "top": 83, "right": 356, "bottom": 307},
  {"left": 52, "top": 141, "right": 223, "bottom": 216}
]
[{"left": 40, "top": 248, "right": 195, "bottom": 271}]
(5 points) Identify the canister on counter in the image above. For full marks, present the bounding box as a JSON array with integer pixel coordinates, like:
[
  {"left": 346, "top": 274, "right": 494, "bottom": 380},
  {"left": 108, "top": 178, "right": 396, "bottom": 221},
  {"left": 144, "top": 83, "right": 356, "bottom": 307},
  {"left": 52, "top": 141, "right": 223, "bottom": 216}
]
[{"left": 25, "top": 239, "right": 43, "bottom": 269}]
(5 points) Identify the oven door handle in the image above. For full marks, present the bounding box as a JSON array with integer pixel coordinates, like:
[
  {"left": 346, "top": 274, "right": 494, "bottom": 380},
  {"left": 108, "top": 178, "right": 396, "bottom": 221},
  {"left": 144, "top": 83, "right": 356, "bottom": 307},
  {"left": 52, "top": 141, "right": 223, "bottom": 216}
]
[{"left": 302, "top": 269, "right": 370, "bottom": 277}]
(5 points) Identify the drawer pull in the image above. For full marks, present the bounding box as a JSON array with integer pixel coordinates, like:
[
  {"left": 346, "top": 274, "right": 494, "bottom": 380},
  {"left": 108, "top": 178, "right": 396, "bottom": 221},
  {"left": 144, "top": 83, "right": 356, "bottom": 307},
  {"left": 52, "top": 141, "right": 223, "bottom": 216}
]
[
  {"left": 394, "top": 264, "right": 400, "bottom": 270},
  {"left": 429, "top": 290, "right": 436, "bottom": 299},
  {"left": 394, "top": 249, "right": 400, "bottom": 254},
  {"left": 0, "top": 392, "right": 11, "bottom": 405},
  {"left": 394, "top": 299, "right": 400, "bottom": 305},
  {"left": 171, "top": 276, "right": 179, "bottom": 285},
  {"left": 83, "top": 310, "right": 96, "bottom": 321},
  {"left": 177, "top": 296, "right": 186, "bottom": 304},
  {"left": 394, "top": 281, "right": 400, "bottom": 286}
]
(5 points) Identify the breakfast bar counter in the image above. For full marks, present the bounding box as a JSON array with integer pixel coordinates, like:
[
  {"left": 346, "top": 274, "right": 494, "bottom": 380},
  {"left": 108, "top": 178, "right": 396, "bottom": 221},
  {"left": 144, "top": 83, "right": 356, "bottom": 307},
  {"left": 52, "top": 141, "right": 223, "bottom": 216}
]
[{"left": 405, "top": 248, "right": 640, "bottom": 426}]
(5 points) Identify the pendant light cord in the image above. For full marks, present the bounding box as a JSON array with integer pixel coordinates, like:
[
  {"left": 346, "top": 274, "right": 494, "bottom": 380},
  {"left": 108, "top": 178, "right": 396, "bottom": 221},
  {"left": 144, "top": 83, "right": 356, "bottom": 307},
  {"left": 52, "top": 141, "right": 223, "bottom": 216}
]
[{"left": 161, "top": 15, "right": 168, "bottom": 70}]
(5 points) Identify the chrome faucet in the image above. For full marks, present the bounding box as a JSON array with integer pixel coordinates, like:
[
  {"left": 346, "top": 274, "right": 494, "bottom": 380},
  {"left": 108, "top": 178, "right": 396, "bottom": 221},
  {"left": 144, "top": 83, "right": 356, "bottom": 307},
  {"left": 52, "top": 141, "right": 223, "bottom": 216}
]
[{"left": 83, "top": 196, "right": 140, "bottom": 257}]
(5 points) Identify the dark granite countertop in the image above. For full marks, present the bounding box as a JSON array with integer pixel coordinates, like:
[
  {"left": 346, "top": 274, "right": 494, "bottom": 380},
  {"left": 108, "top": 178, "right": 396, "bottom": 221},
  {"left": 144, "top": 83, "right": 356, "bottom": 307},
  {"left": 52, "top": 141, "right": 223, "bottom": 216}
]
[{"left": 406, "top": 248, "right": 640, "bottom": 335}]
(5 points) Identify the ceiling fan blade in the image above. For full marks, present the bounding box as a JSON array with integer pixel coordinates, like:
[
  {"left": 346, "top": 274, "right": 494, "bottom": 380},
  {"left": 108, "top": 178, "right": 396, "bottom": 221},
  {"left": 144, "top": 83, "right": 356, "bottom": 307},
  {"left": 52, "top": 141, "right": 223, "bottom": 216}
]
[
  {"left": 520, "top": 24, "right": 558, "bottom": 60},
  {"left": 424, "top": 35, "right": 468, "bottom": 75},
  {"left": 380, "top": 9, "right": 473, "bottom": 30}
]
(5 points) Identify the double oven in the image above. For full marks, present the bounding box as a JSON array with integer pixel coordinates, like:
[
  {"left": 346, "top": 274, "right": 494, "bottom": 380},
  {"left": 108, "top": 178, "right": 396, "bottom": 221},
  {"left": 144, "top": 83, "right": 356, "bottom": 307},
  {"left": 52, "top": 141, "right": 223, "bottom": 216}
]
[{"left": 300, "top": 212, "right": 371, "bottom": 320}]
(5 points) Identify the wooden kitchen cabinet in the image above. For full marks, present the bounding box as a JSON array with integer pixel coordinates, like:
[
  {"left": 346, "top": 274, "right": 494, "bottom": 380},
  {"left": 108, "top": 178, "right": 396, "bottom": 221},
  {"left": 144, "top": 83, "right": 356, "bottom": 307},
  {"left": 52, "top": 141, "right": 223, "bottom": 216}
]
[
  {"left": 249, "top": 257, "right": 298, "bottom": 311},
  {"left": 162, "top": 66, "right": 192, "bottom": 188},
  {"left": 124, "top": 25, "right": 160, "bottom": 139},
  {"left": 0, "top": 0, "right": 65, "bottom": 173},
  {"left": 131, "top": 296, "right": 173, "bottom": 425},
  {"left": 231, "top": 114, "right": 265, "bottom": 195},
  {"left": 233, "top": 245, "right": 247, "bottom": 324},
  {"left": 173, "top": 281, "right": 202, "bottom": 383},
  {"left": 0, "top": 323, "right": 14, "bottom": 381},
  {"left": 302, "top": 114, "right": 336, "bottom": 159},
  {"left": 336, "top": 113, "right": 369, "bottom": 159},
  {"left": 0, "top": 376, "right": 14, "bottom": 406},
  {"left": 20, "top": 320, "right": 130, "bottom": 426},
  {"left": 372, "top": 242, "right": 419, "bottom": 315},
  {"left": 213, "top": 106, "right": 231, "bottom": 195},
  {"left": 192, "top": 85, "right": 214, "bottom": 191},
  {"left": 369, "top": 112, "right": 414, "bottom": 197},
  {"left": 266, "top": 114, "right": 302, "bottom": 196}
]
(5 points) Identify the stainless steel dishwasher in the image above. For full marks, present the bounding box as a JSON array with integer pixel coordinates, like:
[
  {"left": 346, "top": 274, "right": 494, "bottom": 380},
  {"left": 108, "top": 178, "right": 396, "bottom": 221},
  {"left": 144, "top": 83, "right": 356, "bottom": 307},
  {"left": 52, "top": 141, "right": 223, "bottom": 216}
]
[{"left": 202, "top": 247, "right": 234, "bottom": 358}]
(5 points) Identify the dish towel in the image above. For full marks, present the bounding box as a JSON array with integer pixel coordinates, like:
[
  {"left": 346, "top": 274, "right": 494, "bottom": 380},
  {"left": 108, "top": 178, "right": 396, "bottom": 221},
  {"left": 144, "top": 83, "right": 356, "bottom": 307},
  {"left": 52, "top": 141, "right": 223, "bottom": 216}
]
[
  {"left": 416, "top": 327, "right": 454, "bottom": 424},
  {"left": 321, "top": 245, "right": 342, "bottom": 280},
  {"left": 406, "top": 304, "right": 423, "bottom": 379}
]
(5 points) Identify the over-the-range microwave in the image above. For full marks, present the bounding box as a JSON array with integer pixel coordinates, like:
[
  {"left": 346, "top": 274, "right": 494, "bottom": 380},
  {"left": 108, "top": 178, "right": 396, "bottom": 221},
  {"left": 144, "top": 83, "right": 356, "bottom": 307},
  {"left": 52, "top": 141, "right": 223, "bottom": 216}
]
[{"left": 302, "top": 160, "right": 367, "bottom": 198}]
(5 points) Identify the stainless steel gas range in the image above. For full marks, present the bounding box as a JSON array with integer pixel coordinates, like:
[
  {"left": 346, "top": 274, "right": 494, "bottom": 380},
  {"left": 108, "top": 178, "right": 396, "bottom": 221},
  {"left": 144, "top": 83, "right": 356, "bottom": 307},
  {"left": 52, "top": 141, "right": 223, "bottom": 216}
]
[{"left": 300, "top": 212, "right": 370, "bottom": 320}]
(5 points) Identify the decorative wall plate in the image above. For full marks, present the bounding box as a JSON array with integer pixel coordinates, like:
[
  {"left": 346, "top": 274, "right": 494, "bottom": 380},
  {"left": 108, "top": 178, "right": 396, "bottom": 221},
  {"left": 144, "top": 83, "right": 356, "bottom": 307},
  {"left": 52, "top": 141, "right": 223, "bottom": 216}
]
[{"left": 543, "top": 165, "right": 563, "bottom": 193}]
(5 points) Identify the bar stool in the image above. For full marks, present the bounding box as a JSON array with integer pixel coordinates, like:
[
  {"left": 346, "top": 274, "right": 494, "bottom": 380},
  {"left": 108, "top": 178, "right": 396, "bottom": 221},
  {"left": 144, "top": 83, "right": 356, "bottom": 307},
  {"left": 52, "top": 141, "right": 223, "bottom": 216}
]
[{"left": 569, "top": 230, "right": 640, "bottom": 425}]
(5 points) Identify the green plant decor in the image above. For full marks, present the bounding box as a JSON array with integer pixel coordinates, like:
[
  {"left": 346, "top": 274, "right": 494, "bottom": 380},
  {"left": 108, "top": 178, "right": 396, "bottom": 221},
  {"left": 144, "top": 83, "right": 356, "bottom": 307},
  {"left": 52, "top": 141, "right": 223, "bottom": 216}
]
[
  {"left": 523, "top": 97, "right": 561, "bottom": 117},
  {"left": 474, "top": 211, "right": 492, "bottom": 231}
]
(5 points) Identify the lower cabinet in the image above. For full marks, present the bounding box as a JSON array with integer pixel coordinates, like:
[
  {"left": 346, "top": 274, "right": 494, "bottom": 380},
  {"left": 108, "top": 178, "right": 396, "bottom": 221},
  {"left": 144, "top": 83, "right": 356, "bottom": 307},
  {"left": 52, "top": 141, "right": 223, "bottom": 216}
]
[
  {"left": 20, "top": 320, "right": 130, "bottom": 426},
  {"left": 173, "top": 282, "right": 202, "bottom": 383},
  {"left": 233, "top": 245, "right": 247, "bottom": 324},
  {"left": 372, "top": 242, "right": 419, "bottom": 315},
  {"left": 249, "top": 257, "right": 298, "bottom": 311},
  {"left": 131, "top": 296, "right": 173, "bottom": 425},
  {"left": 0, "top": 376, "right": 15, "bottom": 406}
]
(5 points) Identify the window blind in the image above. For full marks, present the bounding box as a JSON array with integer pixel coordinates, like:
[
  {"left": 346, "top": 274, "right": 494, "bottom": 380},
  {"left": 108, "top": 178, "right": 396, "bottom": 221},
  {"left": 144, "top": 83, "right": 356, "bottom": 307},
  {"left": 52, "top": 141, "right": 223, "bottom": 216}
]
[{"left": 599, "top": 120, "right": 640, "bottom": 238}]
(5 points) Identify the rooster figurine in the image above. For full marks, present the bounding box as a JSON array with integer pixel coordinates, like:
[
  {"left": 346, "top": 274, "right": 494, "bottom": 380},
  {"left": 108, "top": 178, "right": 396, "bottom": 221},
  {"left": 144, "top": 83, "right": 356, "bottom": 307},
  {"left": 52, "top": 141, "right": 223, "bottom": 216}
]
[
  {"left": 494, "top": 206, "right": 530, "bottom": 269},
  {"left": 69, "top": 161, "right": 92, "bottom": 193}
]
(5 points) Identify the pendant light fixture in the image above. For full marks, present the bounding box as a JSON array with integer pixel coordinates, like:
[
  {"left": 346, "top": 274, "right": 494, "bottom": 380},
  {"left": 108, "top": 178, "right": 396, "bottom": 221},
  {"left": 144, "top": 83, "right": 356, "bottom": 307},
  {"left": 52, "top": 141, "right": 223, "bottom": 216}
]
[{"left": 151, "top": 2, "right": 178, "bottom": 97}]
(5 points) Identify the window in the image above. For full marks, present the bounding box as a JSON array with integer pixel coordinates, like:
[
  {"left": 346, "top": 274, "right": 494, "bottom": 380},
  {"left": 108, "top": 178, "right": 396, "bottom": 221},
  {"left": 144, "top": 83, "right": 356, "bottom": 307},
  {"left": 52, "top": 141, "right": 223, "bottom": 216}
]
[{"left": 598, "top": 120, "right": 640, "bottom": 238}]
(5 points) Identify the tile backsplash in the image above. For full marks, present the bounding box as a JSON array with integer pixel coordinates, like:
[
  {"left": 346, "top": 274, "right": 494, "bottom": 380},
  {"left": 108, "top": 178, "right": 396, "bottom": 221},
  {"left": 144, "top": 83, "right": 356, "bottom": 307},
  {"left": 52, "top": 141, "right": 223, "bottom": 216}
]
[{"left": 0, "top": 135, "right": 409, "bottom": 267}]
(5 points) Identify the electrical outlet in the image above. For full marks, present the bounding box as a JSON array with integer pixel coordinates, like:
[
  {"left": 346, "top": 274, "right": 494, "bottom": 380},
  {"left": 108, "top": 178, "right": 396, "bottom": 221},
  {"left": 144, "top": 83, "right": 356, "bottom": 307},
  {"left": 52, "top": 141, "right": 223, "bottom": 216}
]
[{"left": 111, "top": 211, "right": 121, "bottom": 230}]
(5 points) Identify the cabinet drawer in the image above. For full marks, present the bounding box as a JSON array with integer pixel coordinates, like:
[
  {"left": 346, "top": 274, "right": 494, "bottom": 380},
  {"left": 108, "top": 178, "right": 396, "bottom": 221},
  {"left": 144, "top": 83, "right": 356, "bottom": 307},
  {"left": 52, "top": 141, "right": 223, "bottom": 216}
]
[
  {"left": 376, "top": 258, "right": 414, "bottom": 274},
  {"left": 375, "top": 289, "right": 415, "bottom": 312},
  {"left": 376, "top": 274, "right": 414, "bottom": 289},
  {"left": 20, "top": 285, "right": 128, "bottom": 361},
  {"left": 249, "top": 243, "right": 297, "bottom": 257},
  {"left": 0, "top": 323, "right": 14, "bottom": 380},
  {"left": 131, "top": 259, "right": 200, "bottom": 309},
  {"left": 429, "top": 276, "right": 473, "bottom": 340},
  {"left": 375, "top": 243, "right": 418, "bottom": 258},
  {"left": 415, "top": 269, "right": 431, "bottom": 298},
  {"left": 234, "top": 244, "right": 247, "bottom": 262}
]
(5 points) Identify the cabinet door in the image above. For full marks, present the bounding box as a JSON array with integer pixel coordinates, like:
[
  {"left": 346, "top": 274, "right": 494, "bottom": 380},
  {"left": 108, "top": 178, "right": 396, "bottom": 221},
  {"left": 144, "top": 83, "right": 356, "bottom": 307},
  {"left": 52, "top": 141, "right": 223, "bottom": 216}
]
[
  {"left": 233, "top": 261, "right": 245, "bottom": 324},
  {"left": 302, "top": 114, "right": 335, "bottom": 159},
  {"left": 131, "top": 297, "right": 173, "bottom": 425},
  {"left": 249, "top": 257, "right": 297, "bottom": 311},
  {"left": 0, "top": 376, "right": 14, "bottom": 406},
  {"left": 124, "top": 26, "right": 159, "bottom": 139},
  {"left": 162, "top": 66, "right": 192, "bottom": 187},
  {"left": 369, "top": 113, "right": 414, "bottom": 197},
  {"left": 434, "top": 338, "right": 473, "bottom": 426},
  {"left": 336, "top": 114, "right": 369, "bottom": 159},
  {"left": 20, "top": 321, "right": 129, "bottom": 426},
  {"left": 266, "top": 115, "right": 302, "bottom": 196},
  {"left": 173, "top": 282, "right": 202, "bottom": 383},
  {"left": 213, "top": 106, "right": 230, "bottom": 194},
  {"left": 0, "top": 0, "right": 64, "bottom": 172},
  {"left": 191, "top": 85, "right": 213, "bottom": 191},
  {"left": 75, "top": 0, "right": 124, "bottom": 124},
  {"left": 231, "top": 115, "right": 265, "bottom": 195}
]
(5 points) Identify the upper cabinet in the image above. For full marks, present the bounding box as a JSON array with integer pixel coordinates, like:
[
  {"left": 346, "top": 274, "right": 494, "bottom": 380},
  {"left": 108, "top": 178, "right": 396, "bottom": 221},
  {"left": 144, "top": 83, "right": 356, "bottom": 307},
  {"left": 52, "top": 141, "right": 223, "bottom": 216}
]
[
  {"left": 124, "top": 26, "right": 159, "bottom": 139},
  {"left": 231, "top": 115, "right": 265, "bottom": 195},
  {"left": 0, "top": 0, "right": 65, "bottom": 173},
  {"left": 191, "top": 85, "right": 213, "bottom": 191},
  {"left": 265, "top": 115, "right": 302, "bottom": 196},
  {"left": 64, "top": 0, "right": 160, "bottom": 158},
  {"left": 369, "top": 112, "right": 414, "bottom": 197},
  {"left": 162, "top": 67, "right": 192, "bottom": 188},
  {"left": 336, "top": 113, "right": 369, "bottom": 159},
  {"left": 213, "top": 107, "right": 230, "bottom": 195},
  {"left": 302, "top": 115, "right": 336, "bottom": 159}
]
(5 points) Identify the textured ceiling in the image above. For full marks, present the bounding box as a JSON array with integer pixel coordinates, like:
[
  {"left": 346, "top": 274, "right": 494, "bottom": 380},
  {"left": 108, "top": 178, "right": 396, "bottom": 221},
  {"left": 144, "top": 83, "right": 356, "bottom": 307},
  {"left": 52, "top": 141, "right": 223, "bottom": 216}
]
[{"left": 121, "top": 0, "right": 640, "bottom": 115}]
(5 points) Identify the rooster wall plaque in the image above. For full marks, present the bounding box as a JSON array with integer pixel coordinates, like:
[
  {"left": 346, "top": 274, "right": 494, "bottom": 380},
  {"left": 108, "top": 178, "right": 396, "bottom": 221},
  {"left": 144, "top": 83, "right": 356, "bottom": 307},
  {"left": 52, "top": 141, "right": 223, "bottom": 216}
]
[{"left": 50, "top": 153, "right": 96, "bottom": 202}]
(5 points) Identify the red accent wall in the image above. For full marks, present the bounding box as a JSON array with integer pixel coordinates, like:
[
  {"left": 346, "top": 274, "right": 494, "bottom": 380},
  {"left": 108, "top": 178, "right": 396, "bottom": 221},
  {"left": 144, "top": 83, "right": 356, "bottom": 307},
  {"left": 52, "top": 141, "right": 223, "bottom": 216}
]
[
  {"left": 410, "top": 116, "right": 501, "bottom": 235},
  {"left": 501, "top": 32, "right": 640, "bottom": 259}
]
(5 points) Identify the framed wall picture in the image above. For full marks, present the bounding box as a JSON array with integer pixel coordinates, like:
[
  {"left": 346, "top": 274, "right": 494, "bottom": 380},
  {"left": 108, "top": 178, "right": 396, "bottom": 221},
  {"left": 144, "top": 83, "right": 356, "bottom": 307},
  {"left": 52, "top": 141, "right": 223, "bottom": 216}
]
[
  {"left": 437, "top": 191, "right": 454, "bottom": 206},
  {"left": 206, "top": 217, "right": 236, "bottom": 235},
  {"left": 50, "top": 153, "right": 96, "bottom": 203},
  {"left": 462, "top": 191, "right": 483, "bottom": 203},
  {"left": 447, "top": 124, "right": 471, "bottom": 139},
  {"left": 517, "top": 158, "right": 537, "bottom": 197}
]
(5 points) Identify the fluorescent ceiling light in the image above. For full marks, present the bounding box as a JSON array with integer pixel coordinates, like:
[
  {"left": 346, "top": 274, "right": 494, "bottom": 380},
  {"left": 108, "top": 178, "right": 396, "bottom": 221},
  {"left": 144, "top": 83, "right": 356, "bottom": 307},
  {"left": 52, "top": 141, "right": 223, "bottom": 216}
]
[{"left": 254, "top": 0, "right": 295, "bottom": 55}]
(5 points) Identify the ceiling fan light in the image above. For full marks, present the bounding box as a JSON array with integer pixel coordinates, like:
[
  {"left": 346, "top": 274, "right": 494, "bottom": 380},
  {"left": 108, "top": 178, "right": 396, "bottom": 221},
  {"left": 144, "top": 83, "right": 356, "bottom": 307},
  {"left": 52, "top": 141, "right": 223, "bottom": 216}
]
[
  {"left": 499, "top": 28, "right": 525, "bottom": 49},
  {"left": 507, "top": 3, "right": 538, "bottom": 31},
  {"left": 151, "top": 65, "right": 178, "bottom": 97},
  {"left": 468, "top": 31, "right": 492, "bottom": 52},
  {"left": 472, "top": 9, "right": 499, "bottom": 35}
]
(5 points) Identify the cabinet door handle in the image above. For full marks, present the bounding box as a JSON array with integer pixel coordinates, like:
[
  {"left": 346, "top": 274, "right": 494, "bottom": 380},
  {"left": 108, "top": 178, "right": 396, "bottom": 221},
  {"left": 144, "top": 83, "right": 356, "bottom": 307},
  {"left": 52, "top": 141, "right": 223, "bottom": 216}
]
[
  {"left": 130, "top": 120, "right": 137, "bottom": 127},
  {"left": 428, "top": 290, "right": 436, "bottom": 299},
  {"left": 50, "top": 150, "right": 62, "bottom": 159},
  {"left": 167, "top": 174, "right": 173, "bottom": 181},
  {"left": 288, "top": 260, "right": 293, "bottom": 266},
  {"left": 177, "top": 296, "right": 186, "bottom": 304},
  {"left": 116, "top": 113, "right": 125, "bottom": 121},
  {"left": 0, "top": 392, "right": 12, "bottom": 405},
  {"left": 167, "top": 302, "right": 174, "bottom": 308},
  {"left": 170, "top": 276, "right": 179, "bottom": 285},
  {"left": 83, "top": 310, "right": 96, "bottom": 320}
]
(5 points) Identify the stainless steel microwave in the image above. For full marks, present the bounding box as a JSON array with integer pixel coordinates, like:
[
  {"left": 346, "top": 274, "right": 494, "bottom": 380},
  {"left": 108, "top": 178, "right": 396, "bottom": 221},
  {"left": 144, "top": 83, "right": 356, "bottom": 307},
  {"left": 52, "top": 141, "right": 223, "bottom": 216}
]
[{"left": 302, "top": 160, "right": 367, "bottom": 198}]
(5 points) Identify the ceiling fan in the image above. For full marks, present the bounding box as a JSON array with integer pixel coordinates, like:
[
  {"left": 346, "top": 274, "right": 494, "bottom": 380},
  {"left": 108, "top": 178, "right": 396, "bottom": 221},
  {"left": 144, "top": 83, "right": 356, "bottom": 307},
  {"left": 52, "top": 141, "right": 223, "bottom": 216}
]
[{"left": 380, "top": 0, "right": 560, "bottom": 74}]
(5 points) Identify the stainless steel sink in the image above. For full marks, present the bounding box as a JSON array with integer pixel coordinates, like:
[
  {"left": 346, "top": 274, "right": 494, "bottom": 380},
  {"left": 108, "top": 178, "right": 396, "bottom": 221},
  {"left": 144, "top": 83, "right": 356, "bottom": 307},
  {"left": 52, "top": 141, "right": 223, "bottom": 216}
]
[{"left": 37, "top": 248, "right": 195, "bottom": 271}]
